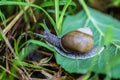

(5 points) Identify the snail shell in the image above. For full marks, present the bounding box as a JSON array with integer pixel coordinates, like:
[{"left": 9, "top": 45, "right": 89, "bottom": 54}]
[{"left": 60, "top": 27, "right": 94, "bottom": 53}]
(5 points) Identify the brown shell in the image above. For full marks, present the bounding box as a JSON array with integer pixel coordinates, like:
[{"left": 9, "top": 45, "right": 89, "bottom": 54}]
[{"left": 60, "top": 31, "right": 94, "bottom": 53}]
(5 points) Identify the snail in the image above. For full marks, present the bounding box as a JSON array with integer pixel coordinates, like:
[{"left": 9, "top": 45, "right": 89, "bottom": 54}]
[{"left": 34, "top": 27, "right": 104, "bottom": 59}]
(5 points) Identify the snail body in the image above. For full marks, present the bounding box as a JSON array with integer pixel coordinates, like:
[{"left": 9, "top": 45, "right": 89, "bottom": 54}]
[{"left": 34, "top": 27, "right": 104, "bottom": 59}]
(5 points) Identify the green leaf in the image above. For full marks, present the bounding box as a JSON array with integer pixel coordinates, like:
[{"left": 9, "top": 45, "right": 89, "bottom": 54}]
[
  {"left": 104, "top": 26, "right": 113, "bottom": 46},
  {"left": 55, "top": 7, "right": 120, "bottom": 78}
]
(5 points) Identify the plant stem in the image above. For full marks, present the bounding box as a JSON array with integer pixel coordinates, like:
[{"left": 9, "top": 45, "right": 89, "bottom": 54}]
[
  {"left": 79, "top": 0, "right": 104, "bottom": 36},
  {"left": 112, "top": 42, "right": 120, "bottom": 48},
  {"left": 55, "top": 0, "right": 59, "bottom": 35},
  {"left": 0, "top": 27, "right": 16, "bottom": 57},
  {"left": 58, "top": 0, "right": 71, "bottom": 35},
  {"left": 55, "top": 0, "right": 59, "bottom": 25}
]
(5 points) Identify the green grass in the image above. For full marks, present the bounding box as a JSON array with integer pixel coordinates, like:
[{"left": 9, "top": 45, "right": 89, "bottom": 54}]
[{"left": 0, "top": 0, "right": 73, "bottom": 79}]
